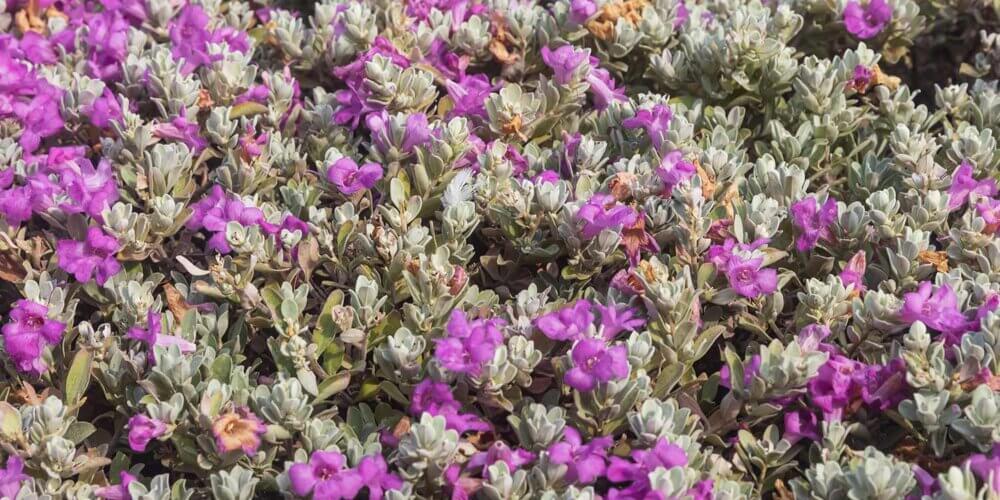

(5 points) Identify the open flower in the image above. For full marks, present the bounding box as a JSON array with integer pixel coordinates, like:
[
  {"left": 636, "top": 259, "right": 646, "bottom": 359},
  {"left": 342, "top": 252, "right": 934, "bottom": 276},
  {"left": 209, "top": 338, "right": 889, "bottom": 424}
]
[
  {"left": 577, "top": 194, "right": 639, "bottom": 239},
  {"left": 843, "top": 0, "right": 892, "bottom": 39},
  {"left": 547, "top": 427, "right": 612, "bottom": 484},
  {"left": 2, "top": 300, "right": 65, "bottom": 375},
  {"left": 410, "top": 379, "right": 489, "bottom": 433},
  {"left": 0, "top": 455, "right": 27, "bottom": 499},
  {"left": 327, "top": 158, "right": 384, "bottom": 195},
  {"left": 790, "top": 196, "right": 838, "bottom": 251},
  {"left": 949, "top": 161, "right": 998, "bottom": 211},
  {"left": 56, "top": 227, "right": 122, "bottom": 285},
  {"left": 212, "top": 406, "right": 266, "bottom": 455},
  {"left": 535, "top": 300, "right": 594, "bottom": 341},
  {"left": 434, "top": 309, "right": 506, "bottom": 375},
  {"left": 623, "top": 104, "right": 673, "bottom": 152},
  {"left": 564, "top": 338, "right": 630, "bottom": 391},
  {"left": 656, "top": 151, "right": 696, "bottom": 195},
  {"left": 127, "top": 311, "right": 196, "bottom": 364},
  {"left": 128, "top": 414, "right": 168, "bottom": 452}
]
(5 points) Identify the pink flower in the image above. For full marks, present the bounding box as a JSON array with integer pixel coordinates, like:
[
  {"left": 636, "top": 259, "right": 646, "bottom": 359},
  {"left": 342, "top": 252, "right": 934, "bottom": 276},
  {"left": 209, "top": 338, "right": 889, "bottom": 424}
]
[
  {"left": 327, "top": 158, "right": 384, "bottom": 195},
  {"left": 790, "top": 196, "right": 838, "bottom": 251},
  {"left": 564, "top": 338, "right": 630, "bottom": 391},
  {"left": 1, "top": 300, "right": 65, "bottom": 375},
  {"left": 547, "top": 427, "right": 612, "bottom": 484},
  {"left": 843, "top": 0, "right": 892, "bottom": 39},
  {"left": 949, "top": 161, "right": 998, "bottom": 211},
  {"left": 128, "top": 414, "right": 168, "bottom": 452},
  {"left": 656, "top": 151, "right": 696, "bottom": 195},
  {"left": 534, "top": 300, "right": 594, "bottom": 341},
  {"left": 434, "top": 310, "right": 506, "bottom": 375},
  {"left": 56, "top": 227, "right": 122, "bottom": 285},
  {"left": 839, "top": 250, "right": 867, "bottom": 292}
]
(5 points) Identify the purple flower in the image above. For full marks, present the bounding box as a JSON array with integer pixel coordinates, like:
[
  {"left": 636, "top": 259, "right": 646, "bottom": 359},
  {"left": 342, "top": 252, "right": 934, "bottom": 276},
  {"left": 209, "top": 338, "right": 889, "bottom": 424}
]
[
  {"left": 843, "top": 0, "right": 892, "bottom": 39},
  {"left": 586, "top": 62, "right": 627, "bottom": 111},
  {"left": 327, "top": 158, "right": 384, "bottom": 195},
  {"left": 576, "top": 194, "right": 639, "bottom": 239},
  {"left": 410, "top": 379, "right": 490, "bottom": 433},
  {"left": 532, "top": 170, "right": 561, "bottom": 184},
  {"left": 548, "top": 427, "right": 612, "bottom": 484},
  {"left": 849, "top": 64, "right": 875, "bottom": 91},
  {"left": 796, "top": 324, "right": 832, "bottom": 353},
  {"left": 708, "top": 239, "right": 778, "bottom": 298},
  {"left": 95, "top": 471, "right": 136, "bottom": 500},
  {"left": 288, "top": 450, "right": 350, "bottom": 498},
  {"left": 1, "top": 300, "right": 65, "bottom": 376},
  {"left": 85, "top": 89, "right": 124, "bottom": 129},
  {"left": 541, "top": 45, "right": 591, "bottom": 85},
  {"left": 689, "top": 479, "right": 714, "bottom": 500},
  {"left": 564, "top": 338, "right": 630, "bottom": 391},
  {"left": 58, "top": 157, "right": 120, "bottom": 220},
  {"left": 534, "top": 300, "right": 594, "bottom": 341},
  {"left": 434, "top": 309, "right": 506, "bottom": 375},
  {"left": 857, "top": 358, "right": 909, "bottom": 411},
  {"left": 19, "top": 32, "right": 57, "bottom": 65},
  {"left": 445, "top": 74, "right": 494, "bottom": 120},
  {"left": 569, "top": 0, "right": 598, "bottom": 23},
  {"left": 153, "top": 116, "right": 207, "bottom": 153},
  {"left": 840, "top": 250, "right": 867, "bottom": 292},
  {"left": 808, "top": 354, "right": 862, "bottom": 419},
  {"left": 128, "top": 414, "right": 168, "bottom": 452},
  {"left": 790, "top": 196, "right": 838, "bottom": 251},
  {"left": 607, "top": 439, "right": 688, "bottom": 498},
  {"left": 0, "top": 455, "right": 27, "bottom": 499},
  {"left": 949, "top": 161, "right": 998, "bottom": 211},
  {"left": 127, "top": 311, "right": 196, "bottom": 364},
  {"left": 783, "top": 409, "right": 820, "bottom": 443},
  {"left": 366, "top": 112, "right": 431, "bottom": 156},
  {"left": 353, "top": 455, "right": 403, "bottom": 499},
  {"left": 623, "top": 105, "right": 673, "bottom": 152},
  {"left": 899, "top": 282, "right": 972, "bottom": 338},
  {"left": 656, "top": 150, "right": 696, "bottom": 195},
  {"left": 467, "top": 442, "right": 535, "bottom": 478},
  {"left": 912, "top": 465, "right": 939, "bottom": 498},
  {"left": 968, "top": 450, "right": 1000, "bottom": 493},
  {"left": 14, "top": 89, "right": 64, "bottom": 153},
  {"left": 56, "top": 227, "right": 122, "bottom": 285},
  {"left": 978, "top": 198, "right": 1000, "bottom": 234},
  {"left": 594, "top": 303, "right": 645, "bottom": 340},
  {"left": 186, "top": 185, "right": 278, "bottom": 254}
]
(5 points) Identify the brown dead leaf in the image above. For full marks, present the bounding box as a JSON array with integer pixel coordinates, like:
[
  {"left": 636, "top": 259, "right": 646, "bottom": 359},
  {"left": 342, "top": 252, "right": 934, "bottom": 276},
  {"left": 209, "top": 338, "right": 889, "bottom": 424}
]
[
  {"left": 585, "top": 0, "right": 648, "bottom": 40},
  {"left": 0, "top": 250, "right": 26, "bottom": 283},
  {"left": 695, "top": 160, "right": 716, "bottom": 199},
  {"left": 164, "top": 283, "right": 192, "bottom": 321},
  {"left": 917, "top": 250, "right": 949, "bottom": 273}
]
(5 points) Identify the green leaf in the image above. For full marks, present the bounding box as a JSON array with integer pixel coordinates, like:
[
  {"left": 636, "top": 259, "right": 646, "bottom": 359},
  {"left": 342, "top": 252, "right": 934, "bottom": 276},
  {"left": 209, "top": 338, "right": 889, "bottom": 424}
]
[
  {"left": 313, "top": 372, "right": 351, "bottom": 403},
  {"left": 64, "top": 349, "right": 93, "bottom": 406},
  {"left": 64, "top": 421, "right": 97, "bottom": 444}
]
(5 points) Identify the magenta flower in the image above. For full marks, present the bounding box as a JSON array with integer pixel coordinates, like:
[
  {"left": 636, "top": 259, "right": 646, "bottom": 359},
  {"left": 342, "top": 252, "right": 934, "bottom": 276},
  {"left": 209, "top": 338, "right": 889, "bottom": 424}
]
[
  {"left": 95, "top": 471, "right": 136, "bottom": 500},
  {"left": 327, "top": 158, "right": 384, "bottom": 195},
  {"left": 607, "top": 439, "right": 688, "bottom": 498},
  {"left": 541, "top": 45, "right": 591, "bottom": 85},
  {"left": 534, "top": 300, "right": 594, "bottom": 341},
  {"left": 708, "top": 239, "right": 778, "bottom": 298},
  {"left": 586, "top": 62, "right": 627, "bottom": 111},
  {"left": 186, "top": 185, "right": 277, "bottom": 254},
  {"left": 949, "top": 161, "right": 998, "bottom": 211},
  {"left": 796, "top": 324, "right": 832, "bottom": 353},
  {"left": 899, "top": 282, "right": 972, "bottom": 337},
  {"left": 790, "top": 196, "right": 838, "bottom": 251},
  {"left": 548, "top": 427, "right": 612, "bottom": 484},
  {"left": 434, "top": 309, "right": 506, "bottom": 375},
  {"left": 367, "top": 112, "right": 431, "bottom": 156},
  {"left": 850, "top": 64, "right": 875, "bottom": 91},
  {"left": 153, "top": 116, "right": 207, "bottom": 153},
  {"left": 569, "top": 0, "right": 598, "bottom": 23},
  {"left": 532, "top": 170, "right": 561, "bottom": 184},
  {"left": 623, "top": 104, "right": 673, "bottom": 152},
  {"left": 840, "top": 250, "right": 867, "bottom": 292},
  {"left": 808, "top": 354, "right": 862, "bottom": 419},
  {"left": 656, "top": 150, "right": 696, "bottom": 195},
  {"left": 445, "top": 74, "right": 494, "bottom": 120},
  {"left": 56, "top": 227, "right": 122, "bottom": 285},
  {"left": 594, "top": 303, "right": 645, "bottom": 340},
  {"left": 58, "top": 157, "right": 120, "bottom": 221},
  {"left": 564, "top": 338, "right": 630, "bottom": 391},
  {"left": 2, "top": 300, "right": 65, "bottom": 376},
  {"left": 127, "top": 311, "right": 196, "bottom": 364},
  {"left": 843, "top": 0, "right": 892, "bottom": 39},
  {"left": 783, "top": 410, "right": 820, "bottom": 443},
  {"left": 857, "top": 358, "right": 909, "bottom": 411},
  {"left": 576, "top": 194, "right": 639, "bottom": 239},
  {"left": 410, "top": 379, "right": 489, "bottom": 433},
  {"left": 467, "top": 442, "right": 535, "bottom": 478},
  {"left": 288, "top": 450, "right": 353, "bottom": 498},
  {"left": 978, "top": 198, "right": 1000, "bottom": 234},
  {"left": 128, "top": 414, "right": 168, "bottom": 452},
  {"left": 968, "top": 451, "right": 1000, "bottom": 493},
  {"left": 0, "top": 455, "right": 27, "bottom": 499},
  {"left": 353, "top": 455, "right": 403, "bottom": 499}
]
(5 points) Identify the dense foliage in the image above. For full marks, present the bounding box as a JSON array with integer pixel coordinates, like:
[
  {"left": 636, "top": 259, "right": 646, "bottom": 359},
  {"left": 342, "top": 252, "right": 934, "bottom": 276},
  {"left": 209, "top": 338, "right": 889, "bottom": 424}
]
[{"left": 1, "top": 0, "right": 1000, "bottom": 498}]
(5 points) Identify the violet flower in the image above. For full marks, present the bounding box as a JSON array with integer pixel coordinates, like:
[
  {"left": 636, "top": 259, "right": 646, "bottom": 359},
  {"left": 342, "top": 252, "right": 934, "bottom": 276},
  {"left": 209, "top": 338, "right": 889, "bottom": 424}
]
[
  {"left": 586, "top": 61, "right": 627, "bottom": 111},
  {"left": 968, "top": 450, "right": 1000, "bottom": 493},
  {"left": 467, "top": 442, "right": 535, "bottom": 478},
  {"left": 569, "top": 0, "right": 598, "bottom": 23},
  {"left": 534, "top": 300, "right": 594, "bottom": 341},
  {"left": 288, "top": 450, "right": 351, "bottom": 498},
  {"left": 445, "top": 74, "right": 494, "bottom": 120},
  {"left": 707, "top": 238, "right": 778, "bottom": 298},
  {"left": 58, "top": 157, "right": 120, "bottom": 221},
  {"left": 594, "top": 302, "right": 646, "bottom": 340},
  {"left": 127, "top": 311, "right": 196, "bottom": 364},
  {"left": 327, "top": 158, "right": 384, "bottom": 195},
  {"left": 843, "top": 0, "right": 892, "bottom": 39},
  {"left": 576, "top": 194, "right": 639, "bottom": 239},
  {"left": 564, "top": 338, "right": 630, "bottom": 391},
  {"left": 186, "top": 185, "right": 276, "bottom": 254},
  {"left": 656, "top": 150, "right": 696, "bottom": 195},
  {"left": 541, "top": 45, "right": 591, "bottom": 85},
  {"left": 410, "top": 379, "right": 489, "bottom": 433},
  {"left": 899, "top": 282, "right": 972, "bottom": 338},
  {"left": 366, "top": 112, "right": 431, "bottom": 156},
  {"left": 783, "top": 409, "right": 820, "bottom": 443},
  {"left": 790, "top": 196, "right": 838, "bottom": 251},
  {"left": 56, "top": 227, "right": 122, "bottom": 285},
  {"left": 0, "top": 455, "right": 27, "bottom": 499},
  {"left": 720, "top": 354, "right": 761, "bottom": 389},
  {"left": 1, "top": 300, "right": 65, "bottom": 376},
  {"left": 547, "top": 427, "right": 613, "bottom": 485},
  {"left": 128, "top": 414, "right": 168, "bottom": 452},
  {"left": 434, "top": 309, "right": 506, "bottom": 375},
  {"left": 839, "top": 250, "right": 867, "bottom": 292},
  {"left": 949, "top": 161, "right": 998, "bottom": 211},
  {"left": 808, "top": 354, "right": 862, "bottom": 419},
  {"left": 623, "top": 104, "right": 673, "bottom": 152},
  {"left": 153, "top": 116, "right": 207, "bottom": 153},
  {"left": 353, "top": 455, "right": 402, "bottom": 499},
  {"left": 607, "top": 439, "right": 688, "bottom": 498},
  {"left": 978, "top": 198, "right": 1000, "bottom": 234}
]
